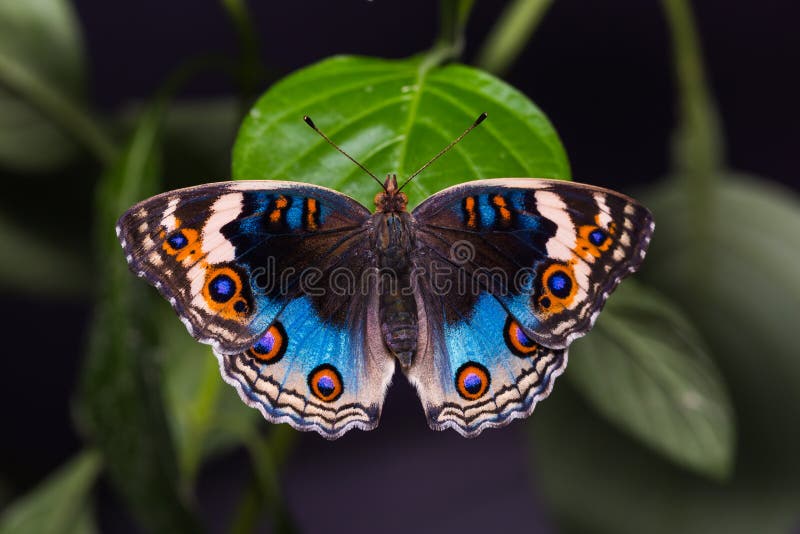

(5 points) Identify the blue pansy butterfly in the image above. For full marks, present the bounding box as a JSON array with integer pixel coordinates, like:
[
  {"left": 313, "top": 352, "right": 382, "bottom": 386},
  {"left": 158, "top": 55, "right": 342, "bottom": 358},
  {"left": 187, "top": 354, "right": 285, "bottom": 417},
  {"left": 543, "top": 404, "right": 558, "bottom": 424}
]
[{"left": 117, "top": 115, "right": 654, "bottom": 439}]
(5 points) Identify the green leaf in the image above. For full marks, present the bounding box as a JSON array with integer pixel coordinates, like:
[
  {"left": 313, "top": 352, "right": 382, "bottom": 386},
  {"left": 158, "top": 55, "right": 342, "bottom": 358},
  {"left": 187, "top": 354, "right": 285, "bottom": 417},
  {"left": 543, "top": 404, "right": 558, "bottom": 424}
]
[
  {"left": 529, "top": 385, "right": 800, "bottom": 534},
  {"left": 0, "top": 89, "right": 77, "bottom": 172},
  {"left": 230, "top": 426, "right": 299, "bottom": 534},
  {"left": 159, "top": 302, "right": 260, "bottom": 483},
  {"left": 0, "top": 0, "right": 112, "bottom": 170},
  {"left": 78, "top": 96, "right": 201, "bottom": 533},
  {"left": 0, "top": 212, "right": 90, "bottom": 296},
  {"left": 233, "top": 55, "right": 570, "bottom": 207},
  {"left": 569, "top": 280, "right": 734, "bottom": 479},
  {"left": 118, "top": 97, "right": 240, "bottom": 186},
  {"left": 641, "top": 174, "right": 800, "bottom": 474},
  {"left": 0, "top": 450, "right": 101, "bottom": 534}
]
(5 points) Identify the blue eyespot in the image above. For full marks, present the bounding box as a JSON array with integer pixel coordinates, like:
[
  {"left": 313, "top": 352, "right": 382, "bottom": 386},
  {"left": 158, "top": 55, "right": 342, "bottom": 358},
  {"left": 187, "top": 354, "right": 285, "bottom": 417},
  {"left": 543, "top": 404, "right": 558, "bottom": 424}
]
[
  {"left": 589, "top": 229, "right": 607, "bottom": 246},
  {"left": 247, "top": 323, "right": 286, "bottom": 363},
  {"left": 317, "top": 376, "right": 335, "bottom": 396},
  {"left": 209, "top": 274, "right": 235, "bottom": 302},
  {"left": 549, "top": 274, "right": 567, "bottom": 291},
  {"left": 505, "top": 317, "right": 538, "bottom": 357},
  {"left": 547, "top": 272, "right": 572, "bottom": 298},
  {"left": 463, "top": 373, "right": 482, "bottom": 394},
  {"left": 253, "top": 331, "right": 275, "bottom": 354},
  {"left": 515, "top": 327, "right": 530, "bottom": 346},
  {"left": 167, "top": 231, "right": 188, "bottom": 249}
]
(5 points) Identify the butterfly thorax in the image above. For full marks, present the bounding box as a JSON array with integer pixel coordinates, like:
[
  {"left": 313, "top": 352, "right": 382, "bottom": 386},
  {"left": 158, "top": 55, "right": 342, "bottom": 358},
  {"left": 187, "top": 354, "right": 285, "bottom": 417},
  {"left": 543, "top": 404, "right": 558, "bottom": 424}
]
[
  {"left": 373, "top": 174, "right": 408, "bottom": 214},
  {"left": 372, "top": 174, "right": 418, "bottom": 368}
]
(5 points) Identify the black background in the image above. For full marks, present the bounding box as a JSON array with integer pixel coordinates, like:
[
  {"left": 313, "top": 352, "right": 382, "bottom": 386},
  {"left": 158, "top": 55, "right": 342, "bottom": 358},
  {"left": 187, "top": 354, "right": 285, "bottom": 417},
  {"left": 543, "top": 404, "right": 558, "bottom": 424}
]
[{"left": 2, "top": 1, "right": 798, "bottom": 532}]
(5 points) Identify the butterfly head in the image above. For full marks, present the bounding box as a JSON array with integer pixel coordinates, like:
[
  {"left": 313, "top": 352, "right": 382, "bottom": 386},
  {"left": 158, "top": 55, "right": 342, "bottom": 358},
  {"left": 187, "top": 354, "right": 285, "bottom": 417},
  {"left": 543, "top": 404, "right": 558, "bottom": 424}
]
[{"left": 374, "top": 174, "right": 408, "bottom": 213}]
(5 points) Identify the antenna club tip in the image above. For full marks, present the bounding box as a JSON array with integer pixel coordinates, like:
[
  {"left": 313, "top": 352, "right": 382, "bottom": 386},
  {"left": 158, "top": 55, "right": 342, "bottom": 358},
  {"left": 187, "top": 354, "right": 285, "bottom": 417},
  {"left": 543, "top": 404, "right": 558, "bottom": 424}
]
[
  {"left": 303, "top": 115, "right": 316, "bottom": 128},
  {"left": 476, "top": 112, "right": 488, "bottom": 125}
]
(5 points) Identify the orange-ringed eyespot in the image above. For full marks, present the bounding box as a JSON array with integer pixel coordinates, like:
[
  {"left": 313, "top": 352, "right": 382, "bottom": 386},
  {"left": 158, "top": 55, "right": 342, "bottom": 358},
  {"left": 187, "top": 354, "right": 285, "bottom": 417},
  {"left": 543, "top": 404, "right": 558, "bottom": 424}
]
[
  {"left": 536, "top": 263, "right": 577, "bottom": 313},
  {"left": 162, "top": 225, "right": 199, "bottom": 259},
  {"left": 504, "top": 317, "right": 538, "bottom": 357},
  {"left": 455, "top": 362, "right": 490, "bottom": 401},
  {"left": 202, "top": 266, "right": 250, "bottom": 319},
  {"left": 247, "top": 322, "right": 286, "bottom": 364},
  {"left": 308, "top": 364, "right": 343, "bottom": 402}
]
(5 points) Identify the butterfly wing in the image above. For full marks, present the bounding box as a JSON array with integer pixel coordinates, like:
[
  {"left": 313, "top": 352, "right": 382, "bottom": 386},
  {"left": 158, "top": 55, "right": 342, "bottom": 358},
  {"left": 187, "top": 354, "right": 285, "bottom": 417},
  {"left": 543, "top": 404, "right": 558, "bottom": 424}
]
[
  {"left": 407, "top": 289, "right": 568, "bottom": 436},
  {"left": 117, "top": 181, "right": 395, "bottom": 438},
  {"left": 405, "top": 178, "right": 653, "bottom": 435},
  {"left": 412, "top": 178, "right": 654, "bottom": 348},
  {"left": 219, "top": 289, "right": 393, "bottom": 439}
]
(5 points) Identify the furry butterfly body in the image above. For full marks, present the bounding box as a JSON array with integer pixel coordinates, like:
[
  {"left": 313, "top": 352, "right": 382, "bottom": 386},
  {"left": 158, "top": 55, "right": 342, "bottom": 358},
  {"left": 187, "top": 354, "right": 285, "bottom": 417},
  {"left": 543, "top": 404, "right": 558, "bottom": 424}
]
[{"left": 117, "top": 175, "right": 653, "bottom": 439}]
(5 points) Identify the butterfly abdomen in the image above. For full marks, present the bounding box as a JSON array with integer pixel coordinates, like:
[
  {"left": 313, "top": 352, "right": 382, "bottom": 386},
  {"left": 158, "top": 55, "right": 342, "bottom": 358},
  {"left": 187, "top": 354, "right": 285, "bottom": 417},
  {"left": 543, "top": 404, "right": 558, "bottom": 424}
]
[{"left": 373, "top": 211, "right": 418, "bottom": 367}]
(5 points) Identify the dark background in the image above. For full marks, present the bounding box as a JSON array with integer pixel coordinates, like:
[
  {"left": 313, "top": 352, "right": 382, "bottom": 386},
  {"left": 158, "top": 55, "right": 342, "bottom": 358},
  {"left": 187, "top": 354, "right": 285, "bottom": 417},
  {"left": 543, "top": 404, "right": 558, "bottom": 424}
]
[{"left": 2, "top": 1, "right": 798, "bottom": 532}]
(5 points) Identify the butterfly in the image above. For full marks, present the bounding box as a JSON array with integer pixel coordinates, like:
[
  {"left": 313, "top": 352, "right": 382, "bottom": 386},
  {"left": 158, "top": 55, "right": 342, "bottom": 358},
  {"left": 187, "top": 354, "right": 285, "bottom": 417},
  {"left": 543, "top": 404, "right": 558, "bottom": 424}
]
[{"left": 116, "top": 115, "right": 654, "bottom": 439}]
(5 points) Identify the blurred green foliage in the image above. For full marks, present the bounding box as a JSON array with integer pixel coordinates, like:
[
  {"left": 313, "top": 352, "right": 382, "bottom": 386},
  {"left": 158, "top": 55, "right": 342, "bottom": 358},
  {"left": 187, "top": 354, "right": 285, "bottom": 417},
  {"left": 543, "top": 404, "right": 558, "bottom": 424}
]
[{"left": 0, "top": 0, "right": 797, "bottom": 533}]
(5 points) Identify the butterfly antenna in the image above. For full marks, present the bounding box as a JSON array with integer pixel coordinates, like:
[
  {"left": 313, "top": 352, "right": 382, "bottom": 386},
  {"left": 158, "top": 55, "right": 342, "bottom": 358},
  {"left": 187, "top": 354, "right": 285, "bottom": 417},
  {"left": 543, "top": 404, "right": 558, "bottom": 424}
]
[
  {"left": 303, "top": 116, "right": 386, "bottom": 191},
  {"left": 397, "top": 112, "right": 487, "bottom": 193}
]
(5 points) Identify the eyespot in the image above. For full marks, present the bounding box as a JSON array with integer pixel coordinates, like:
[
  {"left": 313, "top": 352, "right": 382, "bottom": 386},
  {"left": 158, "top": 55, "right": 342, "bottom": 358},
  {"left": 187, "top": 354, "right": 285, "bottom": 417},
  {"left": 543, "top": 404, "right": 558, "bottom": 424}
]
[
  {"left": 536, "top": 262, "right": 578, "bottom": 313},
  {"left": 577, "top": 224, "right": 613, "bottom": 258},
  {"left": 546, "top": 270, "right": 572, "bottom": 298},
  {"left": 247, "top": 322, "right": 287, "bottom": 364},
  {"left": 202, "top": 266, "right": 251, "bottom": 319},
  {"left": 166, "top": 231, "right": 188, "bottom": 249},
  {"left": 588, "top": 229, "right": 607, "bottom": 246},
  {"left": 162, "top": 224, "right": 200, "bottom": 260},
  {"left": 308, "top": 364, "right": 343, "bottom": 402},
  {"left": 455, "top": 362, "right": 490, "bottom": 401},
  {"left": 208, "top": 274, "right": 235, "bottom": 303},
  {"left": 504, "top": 317, "right": 538, "bottom": 357}
]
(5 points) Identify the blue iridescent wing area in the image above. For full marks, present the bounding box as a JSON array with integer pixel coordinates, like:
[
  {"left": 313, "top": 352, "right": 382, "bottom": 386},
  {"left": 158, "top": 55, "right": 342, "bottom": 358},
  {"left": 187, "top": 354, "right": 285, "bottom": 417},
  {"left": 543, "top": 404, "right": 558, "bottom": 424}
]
[
  {"left": 219, "top": 291, "right": 394, "bottom": 439},
  {"left": 406, "top": 291, "right": 567, "bottom": 436},
  {"left": 117, "top": 181, "right": 395, "bottom": 438},
  {"left": 406, "top": 178, "right": 653, "bottom": 435}
]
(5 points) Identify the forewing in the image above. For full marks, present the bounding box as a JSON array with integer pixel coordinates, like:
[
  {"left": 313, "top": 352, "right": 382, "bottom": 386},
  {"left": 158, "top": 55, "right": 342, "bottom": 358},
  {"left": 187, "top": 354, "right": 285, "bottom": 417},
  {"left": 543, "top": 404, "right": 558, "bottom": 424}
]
[{"left": 412, "top": 178, "right": 654, "bottom": 348}]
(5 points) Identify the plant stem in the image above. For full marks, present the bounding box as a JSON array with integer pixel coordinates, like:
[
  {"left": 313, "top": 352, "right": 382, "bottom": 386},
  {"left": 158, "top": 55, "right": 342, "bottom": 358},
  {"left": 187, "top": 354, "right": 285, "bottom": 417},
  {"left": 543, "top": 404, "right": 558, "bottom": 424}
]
[
  {"left": 661, "top": 0, "right": 724, "bottom": 177},
  {"left": 427, "top": 0, "right": 476, "bottom": 68},
  {"left": 661, "top": 0, "right": 723, "bottom": 275},
  {"left": 475, "top": 0, "right": 554, "bottom": 75},
  {"left": 219, "top": 0, "right": 265, "bottom": 111},
  {"left": 0, "top": 51, "right": 117, "bottom": 165}
]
